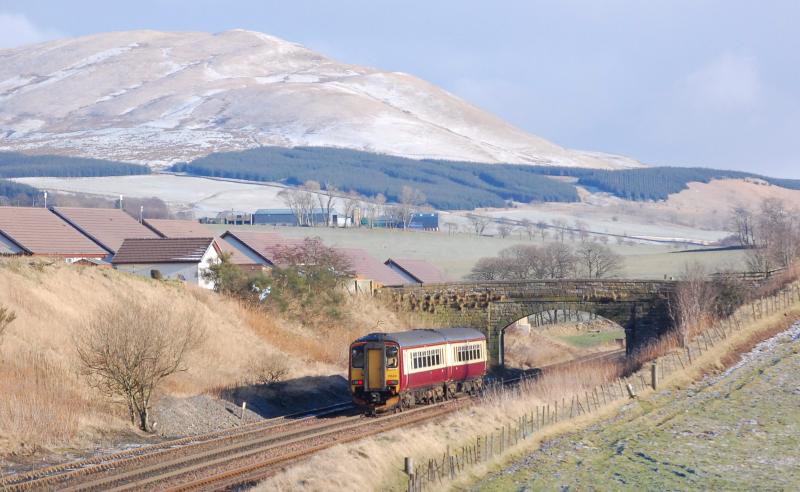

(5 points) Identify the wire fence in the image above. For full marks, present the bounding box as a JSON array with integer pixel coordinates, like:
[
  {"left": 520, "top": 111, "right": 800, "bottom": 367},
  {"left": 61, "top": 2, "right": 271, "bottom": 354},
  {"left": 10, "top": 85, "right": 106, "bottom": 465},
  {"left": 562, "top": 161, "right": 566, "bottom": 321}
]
[{"left": 404, "top": 282, "right": 800, "bottom": 492}]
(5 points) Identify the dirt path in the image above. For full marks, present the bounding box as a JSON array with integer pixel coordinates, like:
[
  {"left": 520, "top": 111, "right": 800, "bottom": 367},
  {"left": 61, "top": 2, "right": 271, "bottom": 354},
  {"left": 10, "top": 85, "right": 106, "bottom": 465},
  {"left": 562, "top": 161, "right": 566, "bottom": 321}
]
[{"left": 471, "top": 323, "right": 800, "bottom": 491}]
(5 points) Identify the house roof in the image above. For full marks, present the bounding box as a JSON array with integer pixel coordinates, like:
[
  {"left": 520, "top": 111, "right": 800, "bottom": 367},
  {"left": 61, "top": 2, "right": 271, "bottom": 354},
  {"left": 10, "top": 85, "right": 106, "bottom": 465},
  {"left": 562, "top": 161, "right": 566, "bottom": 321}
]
[
  {"left": 220, "top": 230, "right": 303, "bottom": 264},
  {"left": 385, "top": 258, "right": 450, "bottom": 284},
  {"left": 111, "top": 237, "right": 216, "bottom": 264},
  {"left": 0, "top": 206, "right": 108, "bottom": 257},
  {"left": 51, "top": 207, "right": 159, "bottom": 254},
  {"left": 143, "top": 219, "right": 214, "bottom": 239},
  {"left": 336, "top": 248, "right": 409, "bottom": 287},
  {"left": 354, "top": 327, "right": 485, "bottom": 349}
]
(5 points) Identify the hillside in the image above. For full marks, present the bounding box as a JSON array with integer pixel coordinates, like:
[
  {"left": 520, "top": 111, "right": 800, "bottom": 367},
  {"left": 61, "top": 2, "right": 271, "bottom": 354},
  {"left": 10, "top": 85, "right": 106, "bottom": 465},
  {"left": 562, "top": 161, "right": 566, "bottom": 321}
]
[
  {"left": 0, "top": 30, "right": 642, "bottom": 169},
  {"left": 0, "top": 258, "right": 403, "bottom": 461},
  {"left": 473, "top": 322, "right": 800, "bottom": 490}
]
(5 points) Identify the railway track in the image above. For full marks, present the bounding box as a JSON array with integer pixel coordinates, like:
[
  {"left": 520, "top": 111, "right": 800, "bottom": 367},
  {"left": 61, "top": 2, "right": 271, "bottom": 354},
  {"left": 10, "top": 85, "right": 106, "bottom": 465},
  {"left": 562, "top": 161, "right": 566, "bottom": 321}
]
[{"left": 2, "top": 349, "right": 625, "bottom": 491}]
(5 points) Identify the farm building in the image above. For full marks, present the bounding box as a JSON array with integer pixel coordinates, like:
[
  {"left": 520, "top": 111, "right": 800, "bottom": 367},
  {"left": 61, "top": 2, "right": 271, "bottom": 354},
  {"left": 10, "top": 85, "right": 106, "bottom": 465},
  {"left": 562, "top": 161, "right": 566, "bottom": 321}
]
[
  {"left": 111, "top": 237, "right": 220, "bottom": 289},
  {"left": 370, "top": 212, "right": 439, "bottom": 230},
  {"left": 0, "top": 206, "right": 108, "bottom": 260},
  {"left": 144, "top": 218, "right": 215, "bottom": 238},
  {"left": 252, "top": 208, "right": 349, "bottom": 227},
  {"left": 201, "top": 211, "right": 252, "bottom": 225},
  {"left": 384, "top": 258, "right": 449, "bottom": 284},
  {"left": 336, "top": 247, "right": 409, "bottom": 291},
  {"left": 51, "top": 207, "right": 158, "bottom": 254},
  {"left": 218, "top": 230, "right": 303, "bottom": 267}
]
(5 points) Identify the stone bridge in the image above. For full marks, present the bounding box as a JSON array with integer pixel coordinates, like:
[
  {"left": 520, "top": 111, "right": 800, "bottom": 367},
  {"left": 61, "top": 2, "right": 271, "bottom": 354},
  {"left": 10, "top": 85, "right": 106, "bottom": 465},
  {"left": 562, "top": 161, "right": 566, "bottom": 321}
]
[{"left": 376, "top": 280, "right": 677, "bottom": 368}]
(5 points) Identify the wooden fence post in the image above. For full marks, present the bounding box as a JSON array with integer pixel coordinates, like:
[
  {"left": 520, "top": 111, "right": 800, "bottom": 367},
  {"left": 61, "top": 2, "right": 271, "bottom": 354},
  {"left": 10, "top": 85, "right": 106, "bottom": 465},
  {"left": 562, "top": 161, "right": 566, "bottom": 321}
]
[{"left": 651, "top": 361, "right": 658, "bottom": 390}]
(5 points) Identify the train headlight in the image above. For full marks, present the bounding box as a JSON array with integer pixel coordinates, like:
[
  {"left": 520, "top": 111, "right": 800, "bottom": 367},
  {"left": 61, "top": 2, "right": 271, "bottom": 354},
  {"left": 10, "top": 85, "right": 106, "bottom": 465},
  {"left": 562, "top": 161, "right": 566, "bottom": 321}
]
[
  {"left": 386, "top": 379, "right": 399, "bottom": 386},
  {"left": 352, "top": 379, "right": 364, "bottom": 385}
]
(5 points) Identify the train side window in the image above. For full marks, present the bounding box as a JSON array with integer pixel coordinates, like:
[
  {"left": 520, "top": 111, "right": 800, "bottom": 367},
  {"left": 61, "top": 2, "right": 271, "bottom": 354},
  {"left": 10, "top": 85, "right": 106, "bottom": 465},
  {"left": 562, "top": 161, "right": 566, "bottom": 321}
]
[
  {"left": 386, "top": 346, "right": 398, "bottom": 368},
  {"left": 351, "top": 346, "right": 364, "bottom": 368},
  {"left": 435, "top": 351, "right": 440, "bottom": 366}
]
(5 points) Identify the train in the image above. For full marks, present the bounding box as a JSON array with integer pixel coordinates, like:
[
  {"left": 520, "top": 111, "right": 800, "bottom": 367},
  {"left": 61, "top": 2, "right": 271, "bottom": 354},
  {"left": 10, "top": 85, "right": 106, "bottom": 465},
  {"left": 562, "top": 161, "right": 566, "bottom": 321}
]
[{"left": 349, "top": 327, "right": 488, "bottom": 413}]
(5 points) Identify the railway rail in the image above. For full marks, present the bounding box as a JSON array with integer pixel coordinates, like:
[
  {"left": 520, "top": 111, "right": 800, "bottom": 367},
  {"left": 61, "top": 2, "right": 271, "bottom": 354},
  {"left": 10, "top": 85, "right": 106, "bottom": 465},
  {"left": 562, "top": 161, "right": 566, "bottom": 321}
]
[{"left": 2, "top": 349, "right": 625, "bottom": 491}]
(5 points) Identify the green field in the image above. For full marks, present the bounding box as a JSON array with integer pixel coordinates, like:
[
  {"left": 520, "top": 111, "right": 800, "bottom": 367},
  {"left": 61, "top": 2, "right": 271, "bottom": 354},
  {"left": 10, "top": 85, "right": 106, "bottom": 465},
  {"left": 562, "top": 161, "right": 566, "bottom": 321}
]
[
  {"left": 556, "top": 329, "right": 626, "bottom": 348},
  {"left": 215, "top": 224, "right": 746, "bottom": 280},
  {"left": 472, "top": 325, "right": 800, "bottom": 491}
]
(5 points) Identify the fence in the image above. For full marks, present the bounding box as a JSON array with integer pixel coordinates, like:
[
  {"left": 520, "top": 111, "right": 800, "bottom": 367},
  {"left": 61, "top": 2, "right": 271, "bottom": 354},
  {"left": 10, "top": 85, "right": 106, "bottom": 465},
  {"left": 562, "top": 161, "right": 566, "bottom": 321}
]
[{"left": 404, "top": 281, "right": 800, "bottom": 492}]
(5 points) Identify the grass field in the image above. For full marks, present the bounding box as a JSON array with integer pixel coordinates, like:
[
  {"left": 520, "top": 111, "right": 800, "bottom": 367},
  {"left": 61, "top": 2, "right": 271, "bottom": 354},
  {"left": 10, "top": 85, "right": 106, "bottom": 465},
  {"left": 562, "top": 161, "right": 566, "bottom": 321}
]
[
  {"left": 556, "top": 329, "right": 626, "bottom": 348},
  {"left": 217, "top": 224, "right": 746, "bottom": 280},
  {"left": 471, "top": 323, "right": 800, "bottom": 491}
]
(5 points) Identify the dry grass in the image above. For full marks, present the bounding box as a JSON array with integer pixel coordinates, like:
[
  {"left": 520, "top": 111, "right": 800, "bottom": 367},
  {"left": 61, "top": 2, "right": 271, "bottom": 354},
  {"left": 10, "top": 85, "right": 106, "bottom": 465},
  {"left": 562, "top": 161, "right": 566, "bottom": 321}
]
[
  {"left": 254, "top": 356, "right": 626, "bottom": 492},
  {"left": 0, "top": 257, "right": 400, "bottom": 457}
]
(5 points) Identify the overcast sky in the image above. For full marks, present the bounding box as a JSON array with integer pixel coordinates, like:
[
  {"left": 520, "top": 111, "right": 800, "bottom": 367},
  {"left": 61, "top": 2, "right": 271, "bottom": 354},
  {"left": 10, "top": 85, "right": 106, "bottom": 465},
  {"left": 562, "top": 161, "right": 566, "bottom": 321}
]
[{"left": 1, "top": 1, "right": 798, "bottom": 178}]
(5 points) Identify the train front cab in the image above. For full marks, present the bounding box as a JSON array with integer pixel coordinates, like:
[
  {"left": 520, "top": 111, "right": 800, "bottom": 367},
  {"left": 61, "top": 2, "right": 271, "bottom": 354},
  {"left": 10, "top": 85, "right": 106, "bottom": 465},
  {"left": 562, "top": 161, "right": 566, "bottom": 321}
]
[{"left": 349, "top": 340, "right": 401, "bottom": 412}]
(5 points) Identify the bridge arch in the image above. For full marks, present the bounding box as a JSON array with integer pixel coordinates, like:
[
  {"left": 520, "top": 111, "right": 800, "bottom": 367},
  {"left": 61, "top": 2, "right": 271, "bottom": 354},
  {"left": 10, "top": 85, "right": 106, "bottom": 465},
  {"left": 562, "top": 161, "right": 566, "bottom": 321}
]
[{"left": 377, "top": 280, "right": 675, "bottom": 368}]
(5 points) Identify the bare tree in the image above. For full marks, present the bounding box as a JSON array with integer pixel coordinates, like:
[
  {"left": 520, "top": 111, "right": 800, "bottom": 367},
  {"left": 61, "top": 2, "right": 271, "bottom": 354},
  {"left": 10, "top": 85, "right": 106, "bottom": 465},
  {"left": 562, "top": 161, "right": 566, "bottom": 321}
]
[
  {"left": 536, "top": 221, "right": 549, "bottom": 241},
  {"left": 520, "top": 218, "right": 534, "bottom": 240},
  {"left": 317, "top": 182, "right": 338, "bottom": 227},
  {"left": 342, "top": 191, "right": 361, "bottom": 228},
  {"left": 551, "top": 219, "right": 567, "bottom": 242},
  {"left": 576, "top": 242, "right": 622, "bottom": 278},
  {"left": 74, "top": 298, "right": 204, "bottom": 431},
  {"left": 467, "top": 257, "right": 511, "bottom": 281},
  {"left": 574, "top": 220, "right": 590, "bottom": 243},
  {"left": 541, "top": 242, "right": 576, "bottom": 279},
  {"left": 497, "top": 220, "right": 513, "bottom": 239},
  {"left": 467, "top": 214, "right": 492, "bottom": 236},
  {"left": 498, "top": 244, "right": 544, "bottom": 279},
  {"left": 668, "top": 264, "right": 719, "bottom": 347},
  {"left": 729, "top": 205, "right": 756, "bottom": 248},
  {"left": 397, "top": 186, "right": 426, "bottom": 229},
  {"left": 364, "top": 193, "right": 385, "bottom": 228}
]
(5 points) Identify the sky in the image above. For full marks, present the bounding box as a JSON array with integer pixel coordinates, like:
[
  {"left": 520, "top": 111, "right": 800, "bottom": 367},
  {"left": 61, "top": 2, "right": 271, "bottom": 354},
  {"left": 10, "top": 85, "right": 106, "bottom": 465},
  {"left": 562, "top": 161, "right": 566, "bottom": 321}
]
[{"left": 1, "top": 1, "right": 798, "bottom": 178}]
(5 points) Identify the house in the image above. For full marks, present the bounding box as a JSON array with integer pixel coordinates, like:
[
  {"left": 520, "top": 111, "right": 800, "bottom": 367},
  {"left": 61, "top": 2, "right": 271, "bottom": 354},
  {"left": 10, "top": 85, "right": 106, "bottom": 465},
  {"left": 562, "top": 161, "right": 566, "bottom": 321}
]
[
  {"left": 336, "top": 248, "right": 409, "bottom": 291},
  {"left": 143, "top": 218, "right": 215, "bottom": 238},
  {"left": 0, "top": 206, "right": 108, "bottom": 260},
  {"left": 384, "top": 258, "right": 449, "bottom": 284},
  {"left": 111, "top": 237, "right": 220, "bottom": 289},
  {"left": 218, "top": 230, "right": 303, "bottom": 267},
  {"left": 51, "top": 207, "right": 159, "bottom": 255}
]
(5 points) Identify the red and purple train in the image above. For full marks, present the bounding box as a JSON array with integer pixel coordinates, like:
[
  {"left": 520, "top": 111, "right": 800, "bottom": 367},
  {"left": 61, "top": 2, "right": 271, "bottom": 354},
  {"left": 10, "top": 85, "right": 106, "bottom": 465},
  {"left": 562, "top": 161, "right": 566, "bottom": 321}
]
[{"left": 349, "top": 328, "right": 487, "bottom": 413}]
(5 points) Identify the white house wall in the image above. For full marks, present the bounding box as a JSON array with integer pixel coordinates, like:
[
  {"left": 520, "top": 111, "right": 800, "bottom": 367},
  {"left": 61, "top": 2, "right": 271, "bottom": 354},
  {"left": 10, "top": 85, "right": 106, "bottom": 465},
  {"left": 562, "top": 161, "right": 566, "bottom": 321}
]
[{"left": 115, "top": 262, "right": 200, "bottom": 285}]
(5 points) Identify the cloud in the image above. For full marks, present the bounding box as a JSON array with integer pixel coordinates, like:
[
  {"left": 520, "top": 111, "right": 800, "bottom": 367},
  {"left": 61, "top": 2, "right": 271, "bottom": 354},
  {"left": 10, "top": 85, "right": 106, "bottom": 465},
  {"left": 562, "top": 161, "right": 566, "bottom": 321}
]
[
  {"left": 680, "top": 53, "right": 762, "bottom": 112},
  {"left": 0, "top": 12, "right": 61, "bottom": 49}
]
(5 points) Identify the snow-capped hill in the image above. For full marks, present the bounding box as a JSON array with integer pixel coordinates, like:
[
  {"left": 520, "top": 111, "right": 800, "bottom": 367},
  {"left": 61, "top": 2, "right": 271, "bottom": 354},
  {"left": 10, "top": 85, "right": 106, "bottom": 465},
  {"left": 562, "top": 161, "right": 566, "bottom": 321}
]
[{"left": 0, "top": 29, "right": 644, "bottom": 169}]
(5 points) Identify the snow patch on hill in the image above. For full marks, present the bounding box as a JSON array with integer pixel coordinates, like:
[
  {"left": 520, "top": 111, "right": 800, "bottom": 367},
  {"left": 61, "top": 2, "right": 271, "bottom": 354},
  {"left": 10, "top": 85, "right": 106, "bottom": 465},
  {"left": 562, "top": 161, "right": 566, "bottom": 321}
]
[{"left": 0, "top": 29, "right": 644, "bottom": 169}]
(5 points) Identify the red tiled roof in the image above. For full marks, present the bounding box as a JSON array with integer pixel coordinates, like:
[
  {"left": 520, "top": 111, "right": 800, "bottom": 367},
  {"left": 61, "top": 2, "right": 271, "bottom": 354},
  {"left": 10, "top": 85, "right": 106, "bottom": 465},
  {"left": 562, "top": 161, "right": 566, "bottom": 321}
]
[
  {"left": 385, "top": 258, "right": 450, "bottom": 284},
  {"left": 144, "top": 219, "right": 214, "bottom": 238},
  {"left": 220, "top": 231, "right": 303, "bottom": 265},
  {"left": 0, "top": 206, "right": 108, "bottom": 258},
  {"left": 336, "top": 248, "right": 409, "bottom": 287},
  {"left": 52, "top": 207, "right": 159, "bottom": 253},
  {"left": 111, "top": 237, "right": 216, "bottom": 264}
]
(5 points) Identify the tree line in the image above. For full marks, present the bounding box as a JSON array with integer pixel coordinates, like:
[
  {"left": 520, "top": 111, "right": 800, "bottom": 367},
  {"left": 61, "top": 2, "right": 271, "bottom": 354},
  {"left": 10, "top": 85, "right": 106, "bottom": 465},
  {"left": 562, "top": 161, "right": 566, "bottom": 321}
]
[
  {"left": 468, "top": 241, "right": 623, "bottom": 281},
  {"left": 173, "top": 146, "right": 800, "bottom": 209},
  {"left": 0, "top": 152, "right": 149, "bottom": 178},
  {"left": 172, "top": 146, "right": 580, "bottom": 210}
]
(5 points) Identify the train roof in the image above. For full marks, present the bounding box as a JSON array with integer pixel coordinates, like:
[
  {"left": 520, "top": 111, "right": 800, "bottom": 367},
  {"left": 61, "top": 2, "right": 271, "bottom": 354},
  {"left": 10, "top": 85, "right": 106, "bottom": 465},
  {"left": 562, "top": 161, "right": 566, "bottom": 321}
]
[{"left": 354, "top": 327, "right": 485, "bottom": 348}]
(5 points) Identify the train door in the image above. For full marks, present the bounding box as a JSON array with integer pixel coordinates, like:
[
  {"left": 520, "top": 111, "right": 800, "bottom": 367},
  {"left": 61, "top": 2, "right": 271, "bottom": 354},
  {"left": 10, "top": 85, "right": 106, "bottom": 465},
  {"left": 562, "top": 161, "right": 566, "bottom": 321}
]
[{"left": 365, "top": 343, "right": 385, "bottom": 390}]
